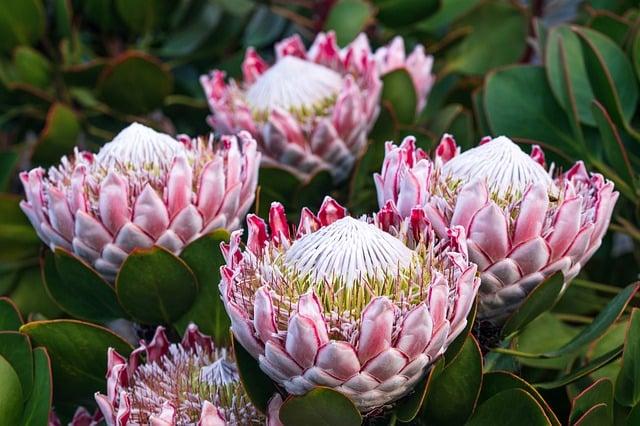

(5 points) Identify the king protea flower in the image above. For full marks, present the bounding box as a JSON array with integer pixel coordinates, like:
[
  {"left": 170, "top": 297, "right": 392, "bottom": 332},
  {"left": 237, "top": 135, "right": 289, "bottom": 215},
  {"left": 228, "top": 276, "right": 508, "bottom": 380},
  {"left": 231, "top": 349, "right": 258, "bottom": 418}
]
[
  {"left": 220, "top": 197, "right": 480, "bottom": 411},
  {"left": 20, "top": 123, "right": 260, "bottom": 281},
  {"left": 95, "top": 324, "right": 282, "bottom": 425},
  {"left": 374, "top": 36, "right": 435, "bottom": 113},
  {"left": 200, "top": 32, "right": 381, "bottom": 183},
  {"left": 375, "top": 134, "right": 618, "bottom": 323}
]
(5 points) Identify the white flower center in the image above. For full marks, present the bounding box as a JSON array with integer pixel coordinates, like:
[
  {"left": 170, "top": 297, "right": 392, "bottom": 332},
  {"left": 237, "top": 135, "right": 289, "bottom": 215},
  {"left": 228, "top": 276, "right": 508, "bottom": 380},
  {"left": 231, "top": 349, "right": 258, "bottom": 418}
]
[
  {"left": 245, "top": 56, "right": 343, "bottom": 114},
  {"left": 95, "top": 122, "right": 185, "bottom": 169},
  {"left": 284, "top": 216, "right": 413, "bottom": 288},
  {"left": 442, "top": 136, "right": 555, "bottom": 196}
]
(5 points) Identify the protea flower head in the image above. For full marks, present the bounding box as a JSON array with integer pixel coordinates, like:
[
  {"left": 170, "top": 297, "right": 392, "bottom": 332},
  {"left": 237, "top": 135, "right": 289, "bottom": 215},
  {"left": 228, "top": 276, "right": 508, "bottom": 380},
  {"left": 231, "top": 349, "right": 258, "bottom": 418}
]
[
  {"left": 374, "top": 36, "right": 435, "bottom": 113},
  {"left": 220, "top": 197, "right": 480, "bottom": 412},
  {"left": 20, "top": 122, "right": 260, "bottom": 281},
  {"left": 95, "top": 324, "right": 282, "bottom": 425},
  {"left": 375, "top": 134, "right": 619, "bottom": 323},
  {"left": 200, "top": 32, "right": 381, "bottom": 183}
]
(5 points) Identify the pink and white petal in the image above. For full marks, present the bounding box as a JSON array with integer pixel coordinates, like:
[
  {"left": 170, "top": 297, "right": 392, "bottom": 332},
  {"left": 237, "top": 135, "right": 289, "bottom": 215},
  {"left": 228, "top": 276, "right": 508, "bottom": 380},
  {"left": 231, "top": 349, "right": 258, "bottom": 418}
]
[
  {"left": 513, "top": 183, "right": 549, "bottom": 245},
  {"left": 285, "top": 314, "right": 322, "bottom": 369},
  {"left": 315, "top": 341, "right": 361, "bottom": 380},
  {"left": 99, "top": 172, "right": 130, "bottom": 235},
  {"left": 468, "top": 203, "right": 509, "bottom": 262},
  {"left": 133, "top": 185, "right": 169, "bottom": 240},
  {"left": 254, "top": 287, "right": 278, "bottom": 344},
  {"left": 450, "top": 180, "right": 488, "bottom": 231},
  {"left": 547, "top": 197, "right": 582, "bottom": 260},
  {"left": 357, "top": 297, "right": 395, "bottom": 364},
  {"left": 395, "top": 303, "right": 433, "bottom": 360},
  {"left": 198, "top": 401, "right": 226, "bottom": 426}
]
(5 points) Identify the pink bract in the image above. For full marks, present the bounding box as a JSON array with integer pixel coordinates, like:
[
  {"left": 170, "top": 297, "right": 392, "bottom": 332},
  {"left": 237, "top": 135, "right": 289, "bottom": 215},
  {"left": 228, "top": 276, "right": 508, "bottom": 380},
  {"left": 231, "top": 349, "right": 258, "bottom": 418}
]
[
  {"left": 20, "top": 123, "right": 260, "bottom": 282},
  {"left": 375, "top": 134, "right": 619, "bottom": 323},
  {"left": 219, "top": 197, "right": 480, "bottom": 411},
  {"left": 201, "top": 32, "right": 381, "bottom": 183}
]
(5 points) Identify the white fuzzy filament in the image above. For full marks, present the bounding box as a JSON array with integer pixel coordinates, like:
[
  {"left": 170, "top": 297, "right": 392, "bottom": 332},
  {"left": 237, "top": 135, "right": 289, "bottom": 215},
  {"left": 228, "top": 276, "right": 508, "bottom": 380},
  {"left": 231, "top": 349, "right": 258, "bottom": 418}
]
[
  {"left": 284, "top": 216, "right": 413, "bottom": 288},
  {"left": 442, "top": 136, "right": 556, "bottom": 196}
]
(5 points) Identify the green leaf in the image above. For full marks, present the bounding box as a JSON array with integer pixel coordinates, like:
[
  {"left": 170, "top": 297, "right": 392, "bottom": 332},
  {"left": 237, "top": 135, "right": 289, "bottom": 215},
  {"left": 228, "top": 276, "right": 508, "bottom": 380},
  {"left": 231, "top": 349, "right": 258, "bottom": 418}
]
[
  {"left": 82, "top": 0, "right": 119, "bottom": 32},
  {"left": 444, "top": 2, "right": 527, "bottom": 75},
  {"left": 546, "top": 26, "right": 596, "bottom": 126},
  {"left": 502, "top": 272, "right": 565, "bottom": 337},
  {"left": 98, "top": 51, "right": 173, "bottom": 115},
  {"left": 479, "top": 372, "right": 560, "bottom": 426},
  {"left": 324, "top": 0, "right": 372, "bottom": 47},
  {"left": 514, "top": 313, "right": 580, "bottom": 370},
  {"left": 394, "top": 359, "right": 444, "bottom": 423},
  {"left": 467, "top": 389, "right": 551, "bottom": 426},
  {"left": 536, "top": 344, "right": 623, "bottom": 389},
  {"left": 572, "top": 403, "right": 609, "bottom": 426},
  {"left": 615, "top": 308, "right": 640, "bottom": 407},
  {"left": 116, "top": 246, "right": 198, "bottom": 325},
  {"left": 53, "top": 0, "right": 72, "bottom": 39},
  {"left": 114, "top": 0, "right": 169, "bottom": 34},
  {"left": 588, "top": 13, "right": 630, "bottom": 46},
  {"left": 590, "top": 101, "right": 635, "bottom": 191},
  {"left": 544, "top": 282, "right": 639, "bottom": 358},
  {"left": 232, "top": 335, "right": 278, "bottom": 414},
  {"left": 420, "top": 335, "right": 483, "bottom": 425},
  {"left": 20, "top": 319, "right": 133, "bottom": 410},
  {"left": 12, "top": 46, "right": 52, "bottom": 89},
  {"left": 21, "top": 347, "right": 52, "bottom": 426},
  {"left": 484, "top": 66, "right": 575, "bottom": 149},
  {"left": 415, "top": 0, "right": 481, "bottom": 31},
  {"left": 32, "top": 103, "right": 81, "bottom": 167},
  {"left": 176, "top": 230, "right": 231, "bottom": 346},
  {"left": 43, "top": 249, "right": 126, "bottom": 322},
  {"left": 243, "top": 5, "right": 287, "bottom": 49},
  {"left": 633, "top": 31, "right": 640, "bottom": 83},
  {"left": 257, "top": 167, "right": 302, "bottom": 217},
  {"left": 0, "top": 297, "right": 23, "bottom": 331},
  {"left": 0, "top": 151, "right": 18, "bottom": 191},
  {"left": 381, "top": 69, "right": 417, "bottom": 125},
  {"left": 569, "top": 378, "right": 613, "bottom": 424},
  {"left": 0, "top": 353, "right": 23, "bottom": 425},
  {"left": 279, "top": 387, "right": 362, "bottom": 426},
  {"left": 0, "top": 0, "right": 45, "bottom": 53},
  {"left": 574, "top": 27, "right": 638, "bottom": 126},
  {"left": 375, "top": 0, "right": 439, "bottom": 27},
  {"left": 0, "top": 331, "right": 33, "bottom": 400},
  {"left": 160, "top": 3, "right": 222, "bottom": 56}
]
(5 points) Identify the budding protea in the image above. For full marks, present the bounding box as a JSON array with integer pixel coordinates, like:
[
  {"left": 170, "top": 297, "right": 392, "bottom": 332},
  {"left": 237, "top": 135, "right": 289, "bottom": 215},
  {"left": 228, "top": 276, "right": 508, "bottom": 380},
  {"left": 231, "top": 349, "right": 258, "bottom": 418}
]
[
  {"left": 200, "top": 32, "right": 381, "bottom": 183},
  {"left": 220, "top": 197, "right": 479, "bottom": 412},
  {"left": 374, "top": 36, "right": 435, "bottom": 113},
  {"left": 95, "top": 324, "right": 282, "bottom": 425},
  {"left": 20, "top": 123, "right": 260, "bottom": 281},
  {"left": 375, "top": 135, "right": 618, "bottom": 323}
]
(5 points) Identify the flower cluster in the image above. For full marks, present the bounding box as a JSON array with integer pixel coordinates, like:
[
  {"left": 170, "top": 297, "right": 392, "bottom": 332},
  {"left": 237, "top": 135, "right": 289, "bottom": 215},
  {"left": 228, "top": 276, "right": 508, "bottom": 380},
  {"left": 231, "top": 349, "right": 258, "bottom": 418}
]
[
  {"left": 219, "top": 197, "right": 479, "bottom": 411},
  {"left": 95, "top": 324, "right": 281, "bottom": 425},
  {"left": 20, "top": 123, "right": 260, "bottom": 281},
  {"left": 375, "top": 135, "right": 618, "bottom": 322}
]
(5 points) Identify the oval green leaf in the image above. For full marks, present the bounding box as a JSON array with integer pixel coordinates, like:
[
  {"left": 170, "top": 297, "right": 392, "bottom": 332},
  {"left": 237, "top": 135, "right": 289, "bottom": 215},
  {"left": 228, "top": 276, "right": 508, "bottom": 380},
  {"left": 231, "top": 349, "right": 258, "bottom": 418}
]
[
  {"left": 324, "top": 0, "right": 372, "bottom": 47},
  {"left": 0, "top": 0, "right": 45, "bottom": 53},
  {"left": 419, "top": 335, "right": 483, "bottom": 424},
  {"left": 116, "top": 246, "right": 198, "bottom": 325},
  {"left": 0, "top": 354, "right": 23, "bottom": 425},
  {"left": 375, "top": 0, "right": 439, "bottom": 27},
  {"left": 176, "top": 230, "right": 231, "bottom": 346},
  {"left": 0, "top": 331, "right": 33, "bottom": 401},
  {"left": 502, "top": 272, "right": 565, "bottom": 338},
  {"left": 0, "top": 297, "right": 23, "bottom": 331},
  {"left": 479, "top": 372, "right": 560, "bottom": 426},
  {"left": 21, "top": 347, "right": 52, "bottom": 426},
  {"left": 32, "top": 103, "right": 81, "bottom": 167},
  {"left": 232, "top": 335, "right": 278, "bottom": 414},
  {"left": 573, "top": 403, "right": 609, "bottom": 426},
  {"left": 485, "top": 66, "right": 575, "bottom": 150},
  {"left": 467, "top": 388, "right": 551, "bottom": 426},
  {"left": 279, "top": 387, "right": 362, "bottom": 426},
  {"left": 381, "top": 69, "right": 417, "bottom": 125},
  {"left": 615, "top": 308, "right": 640, "bottom": 407},
  {"left": 394, "top": 358, "right": 444, "bottom": 423},
  {"left": 43, "top": 248, "right": 126, "bottom": 322},
  {"left": 98, "top": 51, "right": 172, "bottom": 115},
  {"left": 569, "top": 378, "right": 613, "bottom": 424},
  {"left": 20, "top": 320, "right": 133, "bottom": 411}
]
